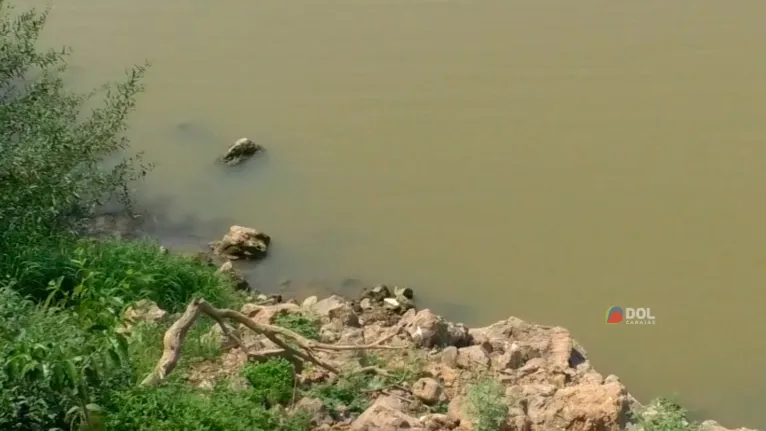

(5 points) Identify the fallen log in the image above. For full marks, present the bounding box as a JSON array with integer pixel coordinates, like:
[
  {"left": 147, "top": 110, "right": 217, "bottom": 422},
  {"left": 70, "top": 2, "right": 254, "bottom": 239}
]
[{"left": 140, "top": 298, "right": 405, "bottom": 387}]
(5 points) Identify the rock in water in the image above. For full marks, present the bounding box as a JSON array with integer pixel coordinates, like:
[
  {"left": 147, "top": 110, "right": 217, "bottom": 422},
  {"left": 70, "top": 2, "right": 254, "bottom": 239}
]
[
  {"left": 221, "top": 137, "right": 263, "bottom": 166},
  {"left": 210, "top": 225, "right": 271, "bottom": 260}
]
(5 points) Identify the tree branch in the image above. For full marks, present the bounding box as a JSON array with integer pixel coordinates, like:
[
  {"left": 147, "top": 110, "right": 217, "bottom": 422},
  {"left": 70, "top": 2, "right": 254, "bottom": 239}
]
[{"left": 140, "top": 298, "right": 405, "bottom": 387}]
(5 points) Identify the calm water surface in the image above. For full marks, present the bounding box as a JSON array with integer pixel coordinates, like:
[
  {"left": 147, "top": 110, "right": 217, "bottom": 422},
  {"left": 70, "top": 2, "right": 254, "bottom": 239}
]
[{"left": 25, "top": 0, "right": 766, "bottom": 427}]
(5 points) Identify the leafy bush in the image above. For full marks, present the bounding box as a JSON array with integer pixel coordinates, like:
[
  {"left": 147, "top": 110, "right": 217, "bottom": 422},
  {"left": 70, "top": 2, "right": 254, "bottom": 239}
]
[
  {"left": 273, "top": 311, "right": 321, "bottom": 340},
  {"left": 638, "top": 398, "right": 698, "bottom": 431},
  {"left": 241, "top": 358, "right": 296, "bottom": 408},
  {"left": 0, "top": 3, "right": 151, "bottom": 248},
  {"left": 0, "top": 287, "right": 130, "bottom": 430}
]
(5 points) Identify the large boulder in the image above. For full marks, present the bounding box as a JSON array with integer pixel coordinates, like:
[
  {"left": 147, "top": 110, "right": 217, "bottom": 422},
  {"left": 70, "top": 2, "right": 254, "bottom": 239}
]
[
  {"left": 311, "top": 295, "right": 360, "bottom": 327},
  {"left": 399, "top": 309, "right": 471, "bottom": 348},
  {"left": 211, "top": 225, "right": 271, "bottom": 260},
  {"left": 470, "top": 317, "right": 588, "bottom": 378},
  {"left": 523, "top": 381, "right": 630, "bottom": 430},
  {"left": 220, "top": 137, "right": 263, "bottom": 166}
]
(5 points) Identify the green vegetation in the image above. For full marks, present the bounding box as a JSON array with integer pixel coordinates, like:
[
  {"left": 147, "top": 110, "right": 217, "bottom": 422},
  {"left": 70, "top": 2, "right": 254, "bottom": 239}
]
[
  {"left": 465, "top": 377, "right": 510, "bottom": 431},
  {"left": 100, "top": 382, "right": 311, "bottom": 431},
  {"left": 272, "top": 311, "right": 321, "bottom": 341},
  {"left": 0, "top": 3, "right": 715, "bottom": 431},
  {"left": 636, "top": 398, "right": 699, "bottom": 431},
  {"left": 0, "top": 3, "right": 305, "bottom": 430},
  {"left": 242, "top": 358, "right": 296, "bottom": 408}
]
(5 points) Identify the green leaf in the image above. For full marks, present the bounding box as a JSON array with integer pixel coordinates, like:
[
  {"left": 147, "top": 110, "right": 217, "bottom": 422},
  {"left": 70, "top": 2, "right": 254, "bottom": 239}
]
[{"left": 64, "top": 359, "right": 79, "bottom": 385}]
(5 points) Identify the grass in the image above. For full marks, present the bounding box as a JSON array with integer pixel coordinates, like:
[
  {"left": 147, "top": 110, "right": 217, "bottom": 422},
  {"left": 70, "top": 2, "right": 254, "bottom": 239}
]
[
  {"left": 101, "top": 382, "right": 311, "bottom": 431},
  {"left": 4, "top": 239, "right": 237, "bottom": 313},
  {"left": 272, "top": 311, "right": 321, "bottom": 341}
]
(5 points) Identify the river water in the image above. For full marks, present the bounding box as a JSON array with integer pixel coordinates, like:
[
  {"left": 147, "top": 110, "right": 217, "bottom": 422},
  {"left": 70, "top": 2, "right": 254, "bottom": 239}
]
[{"left": 25, "top": 0, "right": 766, "bottom": 427}]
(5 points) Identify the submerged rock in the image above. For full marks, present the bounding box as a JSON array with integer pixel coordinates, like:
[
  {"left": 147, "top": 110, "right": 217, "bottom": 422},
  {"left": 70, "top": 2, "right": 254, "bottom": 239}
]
[
  {"left": 210, "top": 225, "right": 271, "bottom": 260},
  {"left": 220, "top": 137, "right": 263, "bottom": 166}
]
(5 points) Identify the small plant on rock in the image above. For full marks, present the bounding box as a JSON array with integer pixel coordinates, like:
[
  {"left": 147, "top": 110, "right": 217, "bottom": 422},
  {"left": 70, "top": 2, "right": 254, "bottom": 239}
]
[
  {"left": 465, "top": 377, "right": 509, "bottom": 431},
  {"left": 273, "top": 311, "right": 321, "bottom": 341},
  {"left": 638, "top": 397, "right": 698, "bottom": 431}
]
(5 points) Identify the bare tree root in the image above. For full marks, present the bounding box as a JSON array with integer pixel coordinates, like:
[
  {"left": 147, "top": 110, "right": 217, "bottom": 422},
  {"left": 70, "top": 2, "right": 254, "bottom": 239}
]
[{"left": 140, "top": 298, "right": 406, "bottom": 387}]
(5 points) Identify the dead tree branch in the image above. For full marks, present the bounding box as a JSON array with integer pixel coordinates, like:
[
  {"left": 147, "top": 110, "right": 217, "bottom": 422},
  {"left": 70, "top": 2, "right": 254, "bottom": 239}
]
[{"left": 140, "top": 298, "right": 405, "bottom": 387}]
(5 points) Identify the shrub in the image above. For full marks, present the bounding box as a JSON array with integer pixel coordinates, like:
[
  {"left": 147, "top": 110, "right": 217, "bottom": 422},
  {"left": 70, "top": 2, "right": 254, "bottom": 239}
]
[
  {"left": 638, "top": 398, "right": 698, "bottom": 431},
  {"left": 241, "top": 358, "right": 296, "bottom": 408},
  {"left": 0, "top": 287, "right": 130, "bottom": 430},
  {"left": 465, "top": 378, "right": 509, "bottom": 431},
  {"left": 0, "top": 3, "right": 151, "bottom": 247}
]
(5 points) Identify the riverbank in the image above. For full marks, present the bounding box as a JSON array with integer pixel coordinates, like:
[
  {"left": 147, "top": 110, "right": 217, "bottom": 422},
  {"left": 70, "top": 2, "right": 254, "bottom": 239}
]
[
  {"left": 100, "top": 223, "right": 753, "bottom": 431},
  {"left": 122, "top": 236, "right": 757, "bottom": 431}
]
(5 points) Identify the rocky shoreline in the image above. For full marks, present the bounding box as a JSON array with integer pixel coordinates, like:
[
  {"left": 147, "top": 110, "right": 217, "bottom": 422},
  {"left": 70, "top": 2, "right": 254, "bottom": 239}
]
[
  {"left": 119, "top": 227, "right": 757, "bottom": 431},
  {"left": 84, "top": 140, "right": 757, "bottom": 430}
]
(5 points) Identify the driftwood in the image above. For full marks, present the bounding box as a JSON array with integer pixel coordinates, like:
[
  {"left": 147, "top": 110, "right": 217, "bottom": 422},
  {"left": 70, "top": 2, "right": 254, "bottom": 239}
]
[{"left": 140, "top": 298, "right": 405, "bottom": 387}]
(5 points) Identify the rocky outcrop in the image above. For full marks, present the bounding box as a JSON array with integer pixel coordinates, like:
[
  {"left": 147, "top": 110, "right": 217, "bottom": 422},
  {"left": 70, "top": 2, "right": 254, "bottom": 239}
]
[
  {"left": 127, "top": 285, "right": 758, "bottom": 431},
  {"left": 210, "top": 225, "right": 271, "bottom": 260},
  {"left": 220, "top": 137, "right": 263, "bottom": 166}
]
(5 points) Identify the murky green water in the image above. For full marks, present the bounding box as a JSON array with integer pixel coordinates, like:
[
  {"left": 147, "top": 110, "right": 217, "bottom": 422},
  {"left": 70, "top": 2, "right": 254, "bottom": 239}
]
[{"left": 25, "top": 0, "right": 766, "bottom": 427}]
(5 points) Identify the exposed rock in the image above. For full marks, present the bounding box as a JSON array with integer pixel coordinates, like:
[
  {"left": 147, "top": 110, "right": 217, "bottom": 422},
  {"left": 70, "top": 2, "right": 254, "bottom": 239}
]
[
  {"left": 121, "top": 268, "right": 755, "bottom": 431},
  {"left": 394, "top": 285, "right": 415, "bottom": 299},
  {"left": 311, "top": 295, "right": 359, "bottom": 327},
  {"left": 470, "top": 317, "right": 584, "bottom": 376},
  {"left": 420, "top": 413, "right": 458, "bottom": 430},
  {"left": 319, "top": 321, "right": 343, "bottom": 343},
  {"left": 216, "top": 260, "right": 249, "bottom": 290},
  {"left": 362, "top": 284, "right": 391, "bottom": 302},
  {"left": 211, "top": 225, "right": 271, "bottom": 260},
  {"left": 123, "top": 299, "right": 167, "bottom": 324},
  {"left": 302, "top": 295, "right": 318, "bottom": 308},
  {"left": 400, "top": 309, "right": 472, "bottom": 348},
  {"left": 447, "top": 395, "right": 472, "bottom": 429},
  {"left": 456, "top": 343, "right": 492, "bottom": 369},
  {"left": 294, "top": 397, "right": 330, "bottom": 426},
  {"left": 441, "top": 346, "right": 459, "bottom": 368},
  {"left": 351, "top": 395, "right": 424, "bottom": 431},
  {"left": 202, "top": 322, "right": 241, "bottom": 351},
  {"left": 221, "top": 137, "right": 263, "bottom": 166},
  {"left": 699, "top": 420, "right": 758, "bottom": 431},
  {"left": 524, "top": 381, "right": 629, "bottom": 430},
  {"left": 240, "top": 302, "right": 301, "bottom": 326},
  {"left": 412, "top": 377, "right": 444, "bottom": 405},
  {"left": 383, "top": 297, "right": 401, "bottom": 309}
]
